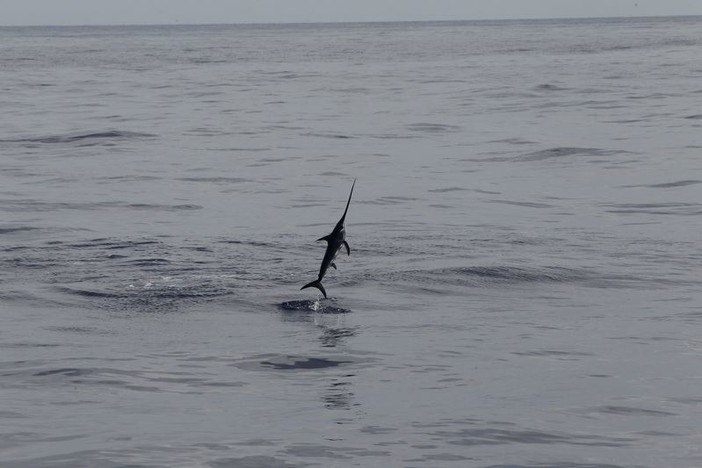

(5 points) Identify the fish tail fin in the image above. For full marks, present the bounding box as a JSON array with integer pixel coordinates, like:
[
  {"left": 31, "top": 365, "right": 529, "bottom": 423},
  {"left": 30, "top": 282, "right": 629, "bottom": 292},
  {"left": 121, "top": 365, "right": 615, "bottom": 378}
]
[{"left": 301, "top": 279, "right": 327, "bottom": 298}]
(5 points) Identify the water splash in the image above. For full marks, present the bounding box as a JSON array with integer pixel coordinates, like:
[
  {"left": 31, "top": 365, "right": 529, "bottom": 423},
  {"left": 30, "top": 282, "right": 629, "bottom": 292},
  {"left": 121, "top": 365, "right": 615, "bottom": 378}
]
[{"left": 278, "top": 299, "right": 350, "bottom": 314}]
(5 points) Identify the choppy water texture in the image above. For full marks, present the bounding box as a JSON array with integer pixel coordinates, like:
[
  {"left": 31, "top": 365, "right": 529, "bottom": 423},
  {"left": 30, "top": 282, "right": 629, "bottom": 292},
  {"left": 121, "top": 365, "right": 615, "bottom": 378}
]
[{"left": 1, "top": 17, "right": 702, "bottom": 468}]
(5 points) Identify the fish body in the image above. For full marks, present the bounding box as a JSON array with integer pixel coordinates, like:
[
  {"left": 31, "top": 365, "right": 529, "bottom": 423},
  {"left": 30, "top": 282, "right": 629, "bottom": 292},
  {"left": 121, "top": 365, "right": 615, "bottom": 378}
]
[{"left": 301, "top": 179, "right": 355, "bottom": 298}]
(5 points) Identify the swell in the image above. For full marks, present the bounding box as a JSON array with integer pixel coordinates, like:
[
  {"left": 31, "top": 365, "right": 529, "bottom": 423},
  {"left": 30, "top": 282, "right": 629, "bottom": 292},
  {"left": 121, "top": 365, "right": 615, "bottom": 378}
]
[
  {"left": 366, "top": 265, "right": 648, "bottom": 291},
  {"left": 0, "top": 226, "right": 40, "bottom": 235},
  {"left": 516, "top": 147, "right": 630, "bottom": 162},
  {"left": 2, "top": 364, "right": 246, "bottom": 393},
  {"left": 3, "top": 201, "right": 202, "bottom": 213},
  {"left": 622, "top": 180, "right": 702, "bottom": 189},
  {"left": 602, "top": 202, "right": 702, "bottom": 216},
  {"left": 4, "top": 236, "right": 246, "bottom": 312},
  {"left": 0, "top": 130, "right": 156, "bottom": 147},
  {"left": 54, "top": 280, "right": 234, "bottom": 313}
]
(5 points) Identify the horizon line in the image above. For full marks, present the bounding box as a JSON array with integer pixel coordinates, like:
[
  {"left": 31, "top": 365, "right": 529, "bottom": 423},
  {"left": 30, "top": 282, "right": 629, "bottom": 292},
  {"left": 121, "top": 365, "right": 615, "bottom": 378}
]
[{"left": 1, "top": 13, "right": 700, "bottom": 29}]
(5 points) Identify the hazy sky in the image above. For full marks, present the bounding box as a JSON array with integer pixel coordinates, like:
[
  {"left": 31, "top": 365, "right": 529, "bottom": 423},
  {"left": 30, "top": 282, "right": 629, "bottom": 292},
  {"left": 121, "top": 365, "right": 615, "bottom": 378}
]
[{"left": 2, "top": 0, "right": 701, "bottom": 26}]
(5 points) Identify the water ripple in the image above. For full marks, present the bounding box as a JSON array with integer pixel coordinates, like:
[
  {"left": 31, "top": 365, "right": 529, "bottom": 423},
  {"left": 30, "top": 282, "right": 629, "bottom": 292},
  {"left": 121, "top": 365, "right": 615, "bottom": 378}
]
[{"left": 0, "top": 130, "right": 156, "bottom": 147}]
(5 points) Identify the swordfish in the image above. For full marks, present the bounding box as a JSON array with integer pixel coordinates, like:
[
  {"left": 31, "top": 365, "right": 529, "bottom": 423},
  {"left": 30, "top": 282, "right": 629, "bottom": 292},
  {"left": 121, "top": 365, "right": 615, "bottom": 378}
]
[{"left": 301, "top": 179, "right": 355, "bottom": 298}]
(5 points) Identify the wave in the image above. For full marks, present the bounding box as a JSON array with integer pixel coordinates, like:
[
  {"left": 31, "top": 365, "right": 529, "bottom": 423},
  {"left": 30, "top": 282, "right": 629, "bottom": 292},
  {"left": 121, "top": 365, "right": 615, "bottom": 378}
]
[
  {"left": 126, "top": 203, "right": 202, "bottom": 211},
  {"left": 122, "top": 258, "right": 171, "bottom": 267},
  {"left": 441, "top": 266, "right": 590, "bottom": 284},
  {"left": 301, "top": 132, "right": 355, "bottom": 139},
  {"left": 0, "top": 130, "right": 156, "bottom": 146},
  {"left": 406, "top": 122, "right": 461, "bottom": 133},
  {"left": 19, "top": 364, "right": 244, "bottom": 393},
  {"left": 54, "top": 277, "right": 233, "bottom": 311},
  {"left": 428, "top": 187, "right": 471, "bottom": 193},
  {"left": 602, "top": 202, "right": 702, "bottom": 216},
  {"left": 486, "top": 199, "right": 554, "bottom": 209},
  {"left": 177, "top": 177, "right": 248, "bottom": 184},
  {"left": 66, "top": 238, "right": 161, "bottom": 250},
  {"left": 3, "top": 201, "right": 202, "bottom": 213},
  {"left": 425, "top": 426, "right": 633, "bottom": 448},
  {"left": 34, "top": 367, "right": 91, "bottom": 377},
  {"left": 533, "top": 83, "right": 569, "bottom": 91},
  {"left": 517, "top": 147, "right": 627, "bottom": 162},
  {"left": 0, "top": 226, "right": 40, "bottom": 234},
  {"left": 582, "top": 405, "right": 675, "bottom": 417},
  {"left": 623, "top": 180, "right": 702, "bottom": 189},
  {"left": 375, "top": 265, "right": 639, "bottom": 291},
  {"left": 54, "top": 287, "right": 121, "bottom": 299}
]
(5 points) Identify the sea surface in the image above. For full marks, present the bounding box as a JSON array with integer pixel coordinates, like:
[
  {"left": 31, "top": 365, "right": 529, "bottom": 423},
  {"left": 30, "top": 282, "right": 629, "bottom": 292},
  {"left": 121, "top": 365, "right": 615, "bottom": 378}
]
[{"left": 1, "top": 16, "right": 701, "bottom": 468}]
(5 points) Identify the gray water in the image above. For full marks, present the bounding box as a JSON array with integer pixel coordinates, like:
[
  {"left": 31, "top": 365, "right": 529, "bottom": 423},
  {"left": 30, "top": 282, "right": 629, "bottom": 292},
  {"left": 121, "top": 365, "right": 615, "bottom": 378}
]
[{"left": 1, "top": 16, "right": 701, "bottom": 468}]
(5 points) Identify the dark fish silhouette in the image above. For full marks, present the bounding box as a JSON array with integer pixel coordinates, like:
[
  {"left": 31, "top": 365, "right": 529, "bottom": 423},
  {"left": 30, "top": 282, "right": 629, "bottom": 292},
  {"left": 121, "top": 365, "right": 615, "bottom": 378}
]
[{"left": 301, "top": 179, "right": 355, "bottom": 298}]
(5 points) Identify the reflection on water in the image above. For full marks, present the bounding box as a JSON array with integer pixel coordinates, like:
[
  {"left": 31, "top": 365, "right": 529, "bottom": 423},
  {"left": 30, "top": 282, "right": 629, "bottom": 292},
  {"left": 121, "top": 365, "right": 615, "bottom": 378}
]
[
  {"left": 323, "top": 376, "right": 357, "bottom": 412},
  {"left": 320, "top": 327, "right": 357, "bottom": 348}
]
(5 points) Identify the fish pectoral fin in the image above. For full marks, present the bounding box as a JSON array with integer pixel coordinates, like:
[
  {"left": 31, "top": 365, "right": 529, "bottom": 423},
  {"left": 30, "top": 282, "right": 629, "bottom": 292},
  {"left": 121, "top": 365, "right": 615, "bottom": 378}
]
[
  {"left": 331, "top": 262, "right": 337, "bottom": 270},
  {"left": 316, "top": 234, "right": 331, "bottom": 242},
  {"left": 342, "top": 241, "right": 351, "bottom": 256}
]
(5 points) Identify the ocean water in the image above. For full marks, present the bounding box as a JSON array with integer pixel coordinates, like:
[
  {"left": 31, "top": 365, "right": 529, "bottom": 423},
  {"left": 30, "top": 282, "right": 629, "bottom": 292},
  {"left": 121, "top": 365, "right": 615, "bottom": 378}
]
[{"left": 1, "top": 16, "right": 701, "bottom": 468}]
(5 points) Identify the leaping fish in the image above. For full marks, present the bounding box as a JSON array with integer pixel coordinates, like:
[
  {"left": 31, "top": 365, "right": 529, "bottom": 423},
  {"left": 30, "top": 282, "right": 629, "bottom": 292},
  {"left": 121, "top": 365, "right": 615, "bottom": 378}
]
[{"left": 301, "top": 179, "right": 355, "bottom": 298}]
